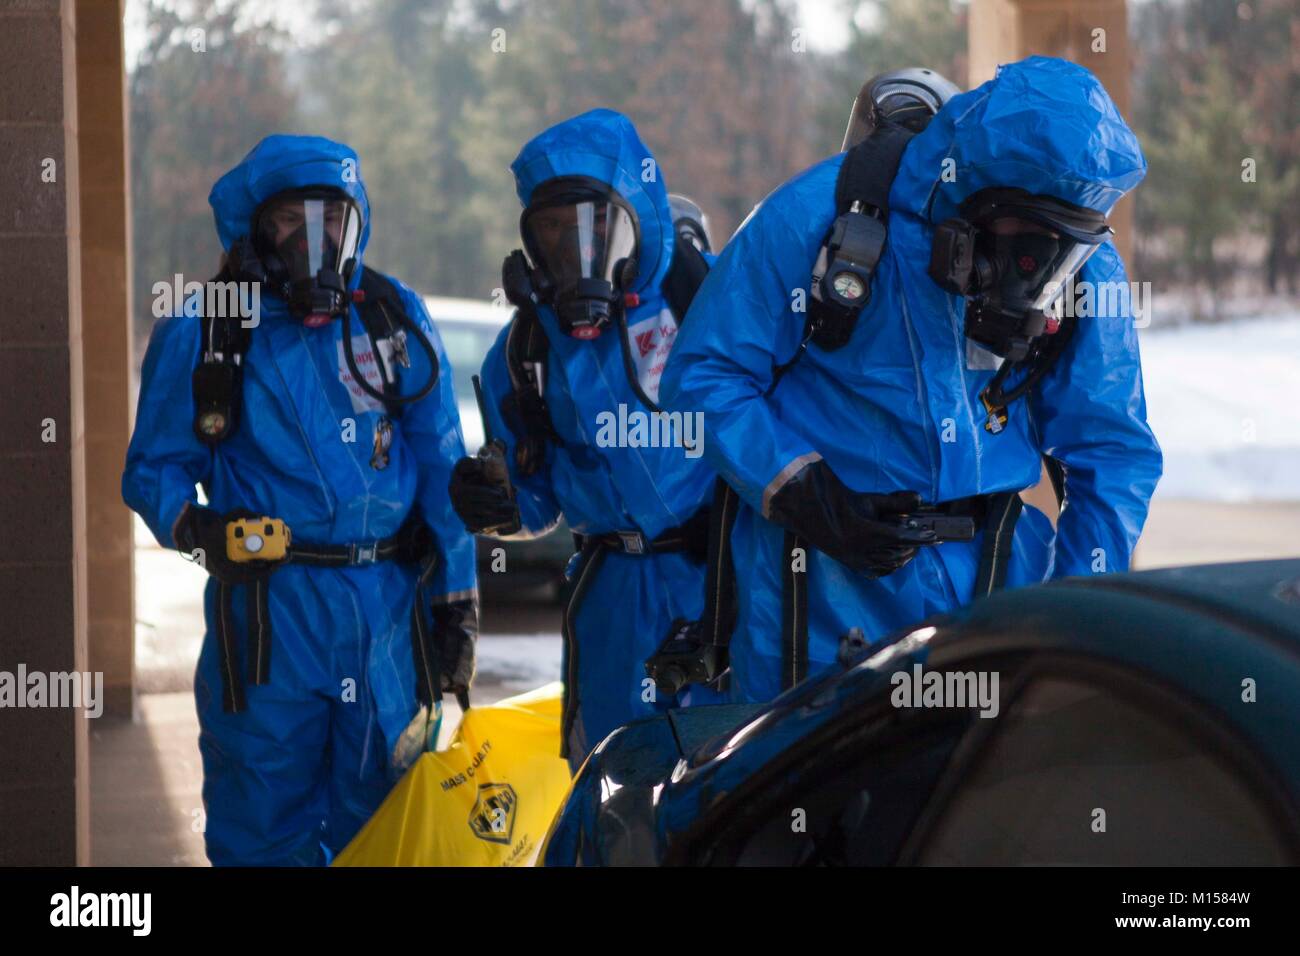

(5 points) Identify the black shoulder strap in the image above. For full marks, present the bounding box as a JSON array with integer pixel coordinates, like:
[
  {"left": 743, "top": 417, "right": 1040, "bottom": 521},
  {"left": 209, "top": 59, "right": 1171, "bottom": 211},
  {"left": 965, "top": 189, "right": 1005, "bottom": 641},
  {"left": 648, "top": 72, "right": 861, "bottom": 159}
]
[
  {"left": 191, "top": 266, "right": 254, "bottom": 445},
  {"left": 697, "top": 477, "right": 741, "bottom": 652},
  {"left": 198, "top": 264, "right": 252, "bottom": 358},
  {"left": 834, "top": 121, "right": 914, "bottom": 218},
  {"left": 662, "top": 232, "right": 711, "bottom": 324},
  {"left": 501, "top": 253, "right": 560, "bottom": 476},
  {"left": 774, "top": 124, "right": 915, "bottom": 388},
  {"left": 505, "top": 295, "right": 549, "bottom": 373},
  {"left": 501, "top": 251, "right": 548, "bottom": 384}
]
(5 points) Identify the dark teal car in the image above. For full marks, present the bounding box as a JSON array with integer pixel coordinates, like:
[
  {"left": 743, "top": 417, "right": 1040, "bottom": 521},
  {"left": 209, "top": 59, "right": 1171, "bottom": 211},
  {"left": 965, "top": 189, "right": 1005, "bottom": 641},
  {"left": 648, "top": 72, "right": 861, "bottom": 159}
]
[{"left": 541, "top": 559, "right": 1300, "bottom": 865}]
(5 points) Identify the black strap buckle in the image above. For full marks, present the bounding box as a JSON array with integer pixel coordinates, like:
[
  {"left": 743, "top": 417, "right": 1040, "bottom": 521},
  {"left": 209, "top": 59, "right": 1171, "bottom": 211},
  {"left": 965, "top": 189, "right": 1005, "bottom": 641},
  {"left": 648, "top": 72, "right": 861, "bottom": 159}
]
[{"left": 981, "top": 390, "right": 1009, "bottom": 434}]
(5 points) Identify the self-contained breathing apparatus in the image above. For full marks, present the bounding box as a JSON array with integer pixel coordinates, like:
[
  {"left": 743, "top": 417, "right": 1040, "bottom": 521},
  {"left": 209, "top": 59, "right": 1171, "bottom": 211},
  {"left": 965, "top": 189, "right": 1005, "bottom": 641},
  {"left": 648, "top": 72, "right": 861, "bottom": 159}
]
[
  {"left": 645, "top": 69, "right": 1112, "bottom": 697},
  {"left": 184, "top": 187, "right": 451, "bottom": 719},
  {"left": 191, "top": 187, "right": 439, "bottom": 448},
  {"left": 495, "top": 186, "right": 712, "bottom": 478}
]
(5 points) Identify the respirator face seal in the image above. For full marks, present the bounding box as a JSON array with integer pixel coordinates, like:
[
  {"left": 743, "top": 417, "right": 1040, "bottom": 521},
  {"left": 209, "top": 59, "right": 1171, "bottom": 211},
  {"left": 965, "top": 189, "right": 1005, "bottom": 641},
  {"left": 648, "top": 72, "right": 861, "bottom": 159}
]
[
  {"left": 520, "top": 176, "right": 640, "bottom": 339},
  {"left": 929, "top": 188, "right": 1112, "bottom": 360},
  {"left": 250, "top": 187, "right": 364, "bottom": 325}
]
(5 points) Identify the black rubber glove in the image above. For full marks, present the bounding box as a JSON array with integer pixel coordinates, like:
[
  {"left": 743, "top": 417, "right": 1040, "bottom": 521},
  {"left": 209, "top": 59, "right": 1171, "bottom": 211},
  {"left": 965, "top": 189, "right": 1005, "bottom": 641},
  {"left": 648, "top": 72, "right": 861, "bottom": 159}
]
[
  {"left": 766, "top": 459, "right": 935, "bottom": 578},
  {"left": 449, "top": 454, "right": 521, "bottom": 535},
  {"left": 431, "top": 597, "right": 478, "bottom": 705},
  {"left": 173, "top": 504, "right": 282, "bottom": 584}
]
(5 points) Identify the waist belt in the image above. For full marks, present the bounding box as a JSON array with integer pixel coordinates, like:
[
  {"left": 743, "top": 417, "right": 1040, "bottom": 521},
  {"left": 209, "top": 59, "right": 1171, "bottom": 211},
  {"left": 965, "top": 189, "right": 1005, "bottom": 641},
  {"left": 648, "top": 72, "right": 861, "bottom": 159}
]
[
  {"left": 580, "top": 507, "right": 710, "bottom": 558},
  {"left": 285, "top": 537, "right": 406, "bottom": 567},
  {"left": 215, "top": 515, "right": 438, "bottom": 714},
  {"left": 909, "top": 492, "right": 1023, "bottom": 595},
  {"left": 913, "top": 495, "right": 990, "bottom": 521}
]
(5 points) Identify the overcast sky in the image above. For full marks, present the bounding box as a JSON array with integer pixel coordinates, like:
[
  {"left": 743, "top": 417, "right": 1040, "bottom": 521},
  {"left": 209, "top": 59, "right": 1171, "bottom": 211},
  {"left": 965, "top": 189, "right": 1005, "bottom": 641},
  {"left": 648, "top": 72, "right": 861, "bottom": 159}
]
[{"left": 124, "top": 0, "right": 884, "bottom": 70}]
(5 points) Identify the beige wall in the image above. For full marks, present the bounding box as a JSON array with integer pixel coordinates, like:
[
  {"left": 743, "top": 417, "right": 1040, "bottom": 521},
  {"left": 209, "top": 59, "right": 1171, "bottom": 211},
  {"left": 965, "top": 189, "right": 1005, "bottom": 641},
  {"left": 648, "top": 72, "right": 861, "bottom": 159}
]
[{"left": 76, "top": 0, "right": 134, "bottom": 720}]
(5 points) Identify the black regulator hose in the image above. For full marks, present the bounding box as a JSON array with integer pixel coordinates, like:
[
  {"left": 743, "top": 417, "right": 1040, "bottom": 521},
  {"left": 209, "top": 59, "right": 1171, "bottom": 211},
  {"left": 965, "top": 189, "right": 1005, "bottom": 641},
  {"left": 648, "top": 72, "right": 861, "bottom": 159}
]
[
  {"left": 340, "top": 298, "right": 439, "bottom": 407},
  {"left": 981, "top": 311, "right": 1077, "bottom": 410}
]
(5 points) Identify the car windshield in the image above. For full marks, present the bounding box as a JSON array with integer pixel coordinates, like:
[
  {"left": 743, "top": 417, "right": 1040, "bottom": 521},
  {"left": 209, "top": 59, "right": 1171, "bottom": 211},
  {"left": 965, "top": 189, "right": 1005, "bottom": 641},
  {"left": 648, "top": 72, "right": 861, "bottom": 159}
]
[
  {"left": 435, "top": 322, "right": 498, "bottom": 403},
  {"left": 426, "top": 310, "right": 507, "bottom": 454}
]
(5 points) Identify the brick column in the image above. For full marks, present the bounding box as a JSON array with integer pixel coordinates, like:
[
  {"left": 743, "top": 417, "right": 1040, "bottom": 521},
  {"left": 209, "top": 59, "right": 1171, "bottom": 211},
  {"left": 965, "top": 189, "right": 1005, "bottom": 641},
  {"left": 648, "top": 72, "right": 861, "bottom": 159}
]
[{"left": 0, "top": 0, "right": 89, "bottom": 866}]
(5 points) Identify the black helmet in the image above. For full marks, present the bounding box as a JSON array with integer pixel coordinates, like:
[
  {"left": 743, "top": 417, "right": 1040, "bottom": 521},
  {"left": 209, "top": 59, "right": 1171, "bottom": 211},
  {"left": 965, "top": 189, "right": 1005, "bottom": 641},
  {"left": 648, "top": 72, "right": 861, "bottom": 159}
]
[{"left": 842, "top": 67, "right": 962, "bottom": 150}]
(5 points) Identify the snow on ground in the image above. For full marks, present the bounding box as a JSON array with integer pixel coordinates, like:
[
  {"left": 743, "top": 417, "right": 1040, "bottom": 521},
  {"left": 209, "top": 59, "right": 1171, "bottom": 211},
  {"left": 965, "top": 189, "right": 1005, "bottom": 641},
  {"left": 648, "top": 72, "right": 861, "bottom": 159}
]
[{"left": 1140, "top": 312, "right": 1300, "bottom": 502}]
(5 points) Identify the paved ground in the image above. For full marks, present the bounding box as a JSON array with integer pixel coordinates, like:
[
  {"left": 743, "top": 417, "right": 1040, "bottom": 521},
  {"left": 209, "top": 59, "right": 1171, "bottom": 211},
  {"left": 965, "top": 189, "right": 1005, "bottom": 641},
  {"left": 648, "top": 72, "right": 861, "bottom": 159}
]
[
  {"left": 91, "top": 497, "right": 1300, "bottom": 865},
  {"left": 91, "top": 692, "right": 209, "bottom": 866},
  {"left": 1134, "top": 499, "right": 1300, "bottom": 569}
]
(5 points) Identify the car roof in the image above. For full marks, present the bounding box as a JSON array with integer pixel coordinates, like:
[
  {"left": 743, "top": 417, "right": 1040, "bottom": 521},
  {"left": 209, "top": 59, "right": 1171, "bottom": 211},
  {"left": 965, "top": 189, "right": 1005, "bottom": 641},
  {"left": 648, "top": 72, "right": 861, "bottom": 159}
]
[
  {"left": 423, "top": 295, "right": 511, "bottom": 327},
  {"left": 653, "top": 558, "right": 1300, "bottom": 855},
  {"left": 1083, "top": 559, "right": 1300, "bottom": 641},
  {"left": 939, "top": 559, "right": 1300, "bottom": 674}
]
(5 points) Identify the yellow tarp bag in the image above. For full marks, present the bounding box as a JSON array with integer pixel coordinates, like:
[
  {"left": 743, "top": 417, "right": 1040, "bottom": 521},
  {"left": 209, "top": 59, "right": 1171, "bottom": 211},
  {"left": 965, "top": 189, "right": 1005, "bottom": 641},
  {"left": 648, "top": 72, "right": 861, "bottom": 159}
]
[{"left": 334, "top": 682, "right": 572, "bottom": 867}]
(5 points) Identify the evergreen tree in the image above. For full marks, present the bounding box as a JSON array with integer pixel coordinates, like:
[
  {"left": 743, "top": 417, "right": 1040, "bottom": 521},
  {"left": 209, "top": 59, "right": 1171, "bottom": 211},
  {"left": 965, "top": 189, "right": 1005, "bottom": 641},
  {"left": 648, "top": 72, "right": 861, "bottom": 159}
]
[{"left": 129, "top": 0, "right": 296, "bottom": 352}]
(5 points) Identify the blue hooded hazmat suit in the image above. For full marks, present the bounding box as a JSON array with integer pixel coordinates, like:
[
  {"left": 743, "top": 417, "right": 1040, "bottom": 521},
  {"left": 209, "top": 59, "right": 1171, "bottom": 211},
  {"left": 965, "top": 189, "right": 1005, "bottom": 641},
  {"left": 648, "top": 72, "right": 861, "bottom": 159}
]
[
  {"left": 661, "top": 57, "right": 1163, "bottom": 704},
  {"left": 475, "top": 110, "right": 722, "bottom": 770},
  {"left": 122, "top": 134, "right": 476, "bottom": 865}
]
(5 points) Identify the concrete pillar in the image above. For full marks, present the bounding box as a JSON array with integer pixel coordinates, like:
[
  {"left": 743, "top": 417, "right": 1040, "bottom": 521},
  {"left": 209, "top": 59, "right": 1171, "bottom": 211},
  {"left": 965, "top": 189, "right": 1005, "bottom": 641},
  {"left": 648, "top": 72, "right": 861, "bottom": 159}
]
[
  {"left": 0, "top": 0, "right": 89, "bottom": 865},
  {"left": 968, "top": 0, "right": 1134, "bottom": 267},
  {"left": 76, "top": 0, "right": 134, "bottom": 719}
]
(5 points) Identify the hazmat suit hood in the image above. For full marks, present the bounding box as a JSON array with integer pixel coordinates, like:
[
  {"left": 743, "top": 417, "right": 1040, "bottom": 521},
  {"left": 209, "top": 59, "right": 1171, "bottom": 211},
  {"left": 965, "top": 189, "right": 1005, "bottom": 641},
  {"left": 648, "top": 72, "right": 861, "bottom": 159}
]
[
  {"left": 511, "top": 109, "right": 675, "bottom": 296},
  {"left": 890, "top": 56, "right": 1147, "bottom": 224},
  {"left": 209, "top": 134, "right": 373, "bottom": 292}
]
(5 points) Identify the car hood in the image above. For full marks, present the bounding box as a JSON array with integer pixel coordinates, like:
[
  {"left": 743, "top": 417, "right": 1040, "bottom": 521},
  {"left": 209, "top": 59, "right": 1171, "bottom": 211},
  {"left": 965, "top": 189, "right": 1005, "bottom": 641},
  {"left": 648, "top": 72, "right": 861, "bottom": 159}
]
[{"left": 540, "top": 703, "right": 762, "bottom": 865}]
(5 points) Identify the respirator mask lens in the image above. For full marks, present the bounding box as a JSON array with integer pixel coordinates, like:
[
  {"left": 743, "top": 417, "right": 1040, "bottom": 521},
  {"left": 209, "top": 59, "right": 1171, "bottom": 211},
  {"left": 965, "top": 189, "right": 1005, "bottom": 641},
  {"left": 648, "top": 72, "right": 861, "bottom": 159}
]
[
  {"left": 252, "top": 190, "right": 363, "bottom": 322},
  {"left": 520, "top": 181, "right": 639, "bottom": 339},
  {"left": 255, "top": 192, "right": 361, "bottom": 281},
  {"left": 522, "top": 194, "right": 637, "bottom": 290},
  {"left": 979, "top": 214, "right": 1104, "bottom": 314},
  {"left": 930, "top": 189, "right": 1112, "bottom": 358}
]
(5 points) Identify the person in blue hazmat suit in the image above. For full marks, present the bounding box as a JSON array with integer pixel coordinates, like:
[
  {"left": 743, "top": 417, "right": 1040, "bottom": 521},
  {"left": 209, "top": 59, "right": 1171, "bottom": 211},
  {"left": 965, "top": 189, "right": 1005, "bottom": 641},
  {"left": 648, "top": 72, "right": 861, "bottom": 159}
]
[
  {"left": 447, "top": 110, "right": 722, "bottom": 771},
  {"left": 122, "top": 134, "right": 477, "bottom": 865},
  {"left": 660, "top": 57, "right": 1163, "bottom": 704}
]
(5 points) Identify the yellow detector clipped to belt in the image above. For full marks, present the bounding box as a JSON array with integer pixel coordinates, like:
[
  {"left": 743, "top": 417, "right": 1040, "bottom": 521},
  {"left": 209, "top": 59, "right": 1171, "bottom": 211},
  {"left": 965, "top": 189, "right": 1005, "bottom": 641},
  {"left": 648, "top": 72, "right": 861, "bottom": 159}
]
[{"left": 226, "top": 517, "right": 291, "bottom": 562}]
